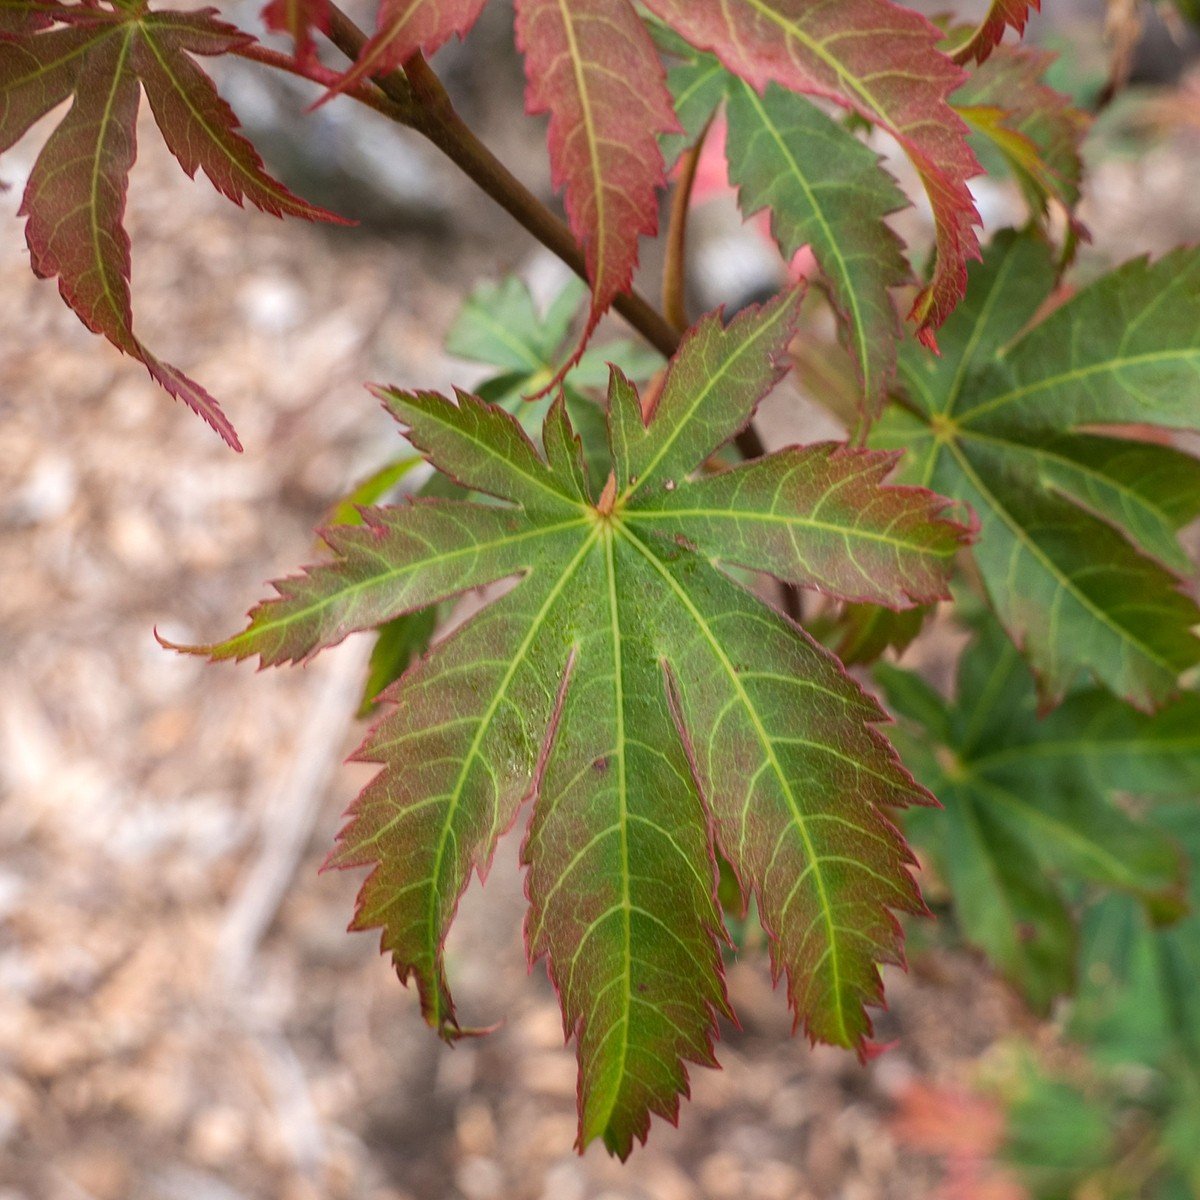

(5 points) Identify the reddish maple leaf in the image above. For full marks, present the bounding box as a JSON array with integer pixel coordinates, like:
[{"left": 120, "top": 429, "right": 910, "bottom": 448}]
[
  {"left": 319, "top": 0, "right": 488, "bottom": 102},
  {"left": 893, "top": 1082, "right": 1029, "bottom": 1200},
  {"left": 515, "top": 0, "right": 678, "bottom": 371},
  {"left": 261, "top": 0, "right": 331, "bottom": 64},
  {"left": 0, "top": 4, "right": 347, "bottom": 447},
  {"left": 641, "top": 0, "right": 981, "bottom": 344},
  {"left": 953, "top": 0, "right": 1040, "bottom": 66}
]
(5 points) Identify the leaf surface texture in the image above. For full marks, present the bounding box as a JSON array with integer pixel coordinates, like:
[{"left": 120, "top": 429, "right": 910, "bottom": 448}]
[
  {"left": 873, "top": 229, "right": 1200, "bottom": 708},
  {"left": 199, "top": 296, "right": 969, "bottom": 1154}
]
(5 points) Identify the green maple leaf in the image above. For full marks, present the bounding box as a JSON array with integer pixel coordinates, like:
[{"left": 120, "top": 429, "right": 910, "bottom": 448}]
[
  {"left": 878, "top": 611, "right": 1194, "bottom": 1012},
  {"left": 189, "top": 294, "right": 970, "bottom": 1155},
  {"left": 873, "top": 228, "right": 1200, "bottom": 709},
  {"left": 643, "top": 0, "right": 981, "bottom": 341},
  {"left": 1075, "top": 856, "right": 1200, "bottom": 1076},
  {"left": 725, "top": 78, "right": 911, "bottom": 416},
  {"left": 656, "top": 28, "right": 728, "bottom": 169},
  {"left": 446, "top": 274, "right": 662, "bottom": 420},
  {"left": 826, "top": 602, "right": 931, "bottom": 668},
  {"left": 1010, "top": 803, "right": 1200, "bottom": 1199}
]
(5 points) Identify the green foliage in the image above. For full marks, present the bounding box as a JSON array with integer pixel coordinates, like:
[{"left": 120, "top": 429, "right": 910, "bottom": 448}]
[
  {"left": 725, "top": 78, "right": 910, "bottom": 414},
  {"left": 989, "top": 801, "right": 1200, "bottom": 1199},
  {"left": 341, "top": 272, "right": 664, "bottom": 711},
  {"left": 4, "top": 0, "right": 1200, "bottom": 1166},
  {"left": 873, "top": 229, "right": 1200, "bottom": 709},
  {"left": 879, "top": 610, "right": 1196, "bottom": 1011}
]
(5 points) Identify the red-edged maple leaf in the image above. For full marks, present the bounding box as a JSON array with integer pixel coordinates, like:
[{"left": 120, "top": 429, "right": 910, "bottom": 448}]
[
  {"left": 261, "top": 0, "right": 330, "bottom": 64},
  {"left": 953, "top": 0, "right": 1040, "bottom": 66},
  {"left": 190, "top": 295, "right": 969, "bottom": 1155},
  {"left": 1, "top": 3, "right": 347, "bottom": 448},
  {"left": 320, "top": 0, "right": 488, "bottom": 102},
  {"left": 514, "top": 0, "right": 678, "bottom": 366},
  {"left": 641, "top": 0, "right": 981, "bottom": 344}
]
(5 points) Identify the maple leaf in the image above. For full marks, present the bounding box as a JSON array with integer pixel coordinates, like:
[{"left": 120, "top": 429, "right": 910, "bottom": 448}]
[
  {"left": 953, "top": 43, "right": 1088, "bottom": 223},
  {"left": 189, "top": 294, "right": 970, "bottom": 1156},
  {"left": 724, "top": 78, "right": 911, "bottom": 415},
  {"left": 261, "top": 0, "right": 330, "bottom": 64},
  {"left": 1055, "top": 810, "right": 1200, "bottom": 1198},
  {"left": 879, "top": 612, "right": 1192, "bottom": 1011},
  {"left": 640, "top": 0, "right": 981, "bottom": 343},
  {"left": 0, "top": 0, "right": 56, "bottom": 32},
  {"left": 952, "top": 0, "right": 1040, "bottom": 66},
  {"left": 1074, "top": 804, "right": 1200, "bottom": 1071},
  {"left": 1002, "top": 1068, "right": 1117, "bottom": 1194},
  {"left": 0, "top": 2, "right": 346, "bottom": 448},
  {"left": 346, "top": 272, "right": 662, "bottom": 714},
  {"left": 872, "top": 228, "right": 1200, "bottom": 710},
  {"left": 514, "top": 0, "right": 678, "bottom": 369},
  {"left": 655, "top": 27, "right": 728, "bottom": 170},
  {"left": 319, "top": 0, "right": 488, "bottom": 103},
  {"left": 446, "top": 273, "right": 662, "bottom": 406},
  {"left": 829, "top": 603, "right": 930, "bottom": 668},
  {"left": 657, "top": 34, "right": 907, "bottom": 422},
  {"left": 655, "top": 34, "right": 913, "bottom": 416}
]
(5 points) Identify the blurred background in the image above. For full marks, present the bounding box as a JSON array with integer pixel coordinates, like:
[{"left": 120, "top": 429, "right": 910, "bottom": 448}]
[{"left": 2, "top": 1, "right": 1199, "bottom": 1197}]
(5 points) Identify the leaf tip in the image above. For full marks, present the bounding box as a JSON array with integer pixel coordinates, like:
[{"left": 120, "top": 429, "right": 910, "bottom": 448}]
[
  {"left": 914, "top": 325, "right": 941, "bottom": 356},
  {"left": 859, "top": 1037, "right": 900, "bottom": 1063}
]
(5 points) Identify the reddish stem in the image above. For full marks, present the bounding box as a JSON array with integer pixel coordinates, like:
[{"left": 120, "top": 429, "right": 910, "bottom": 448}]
[
  {"left": 243, "top": 8, "right": 784, "bottom": 501},
  {"left": 662, "top": 117, "right": 713, "bottom": 333},
  {"left": 227, "top": 41, "right": 404, "bottom": 121}
]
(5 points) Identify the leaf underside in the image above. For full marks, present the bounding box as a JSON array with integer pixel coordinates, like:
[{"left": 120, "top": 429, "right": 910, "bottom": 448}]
[
  {"left": 330, "top": 0, "right": 985, "bottom": 377},
  {"left": 5, "top": 0, "right": 1034, "bottom": 437},
  {"left": 197, "top": 294, "right": 970, "bottom": 1156},
  {"left": 873, "top": 228, "right": 1200, "bottom": 710},
  {"left": 261, "top": 0, "right": 331, "bottom": 62},
  {"left": 320, "top": 0, "right": 488, "bottom": 102}
]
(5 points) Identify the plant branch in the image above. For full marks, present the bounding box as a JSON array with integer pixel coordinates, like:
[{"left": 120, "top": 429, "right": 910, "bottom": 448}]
[
  {"left": 228, "top": 41, "right": 402, "bottom": 120},
  {"left": 324, "top": 5, "right": 417, "bottom": 117},
  {"left": 238, "top": 7, "right": 799, "bottom": 617},
  {"left": 662, "top": 118, "right": 712, "bottom": 333},
  {"left": 319, "top": 12, "right": 681, "bottom": 358},
  {"left": 280, "top": 10, "right": 782, "bottom": 544}
]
